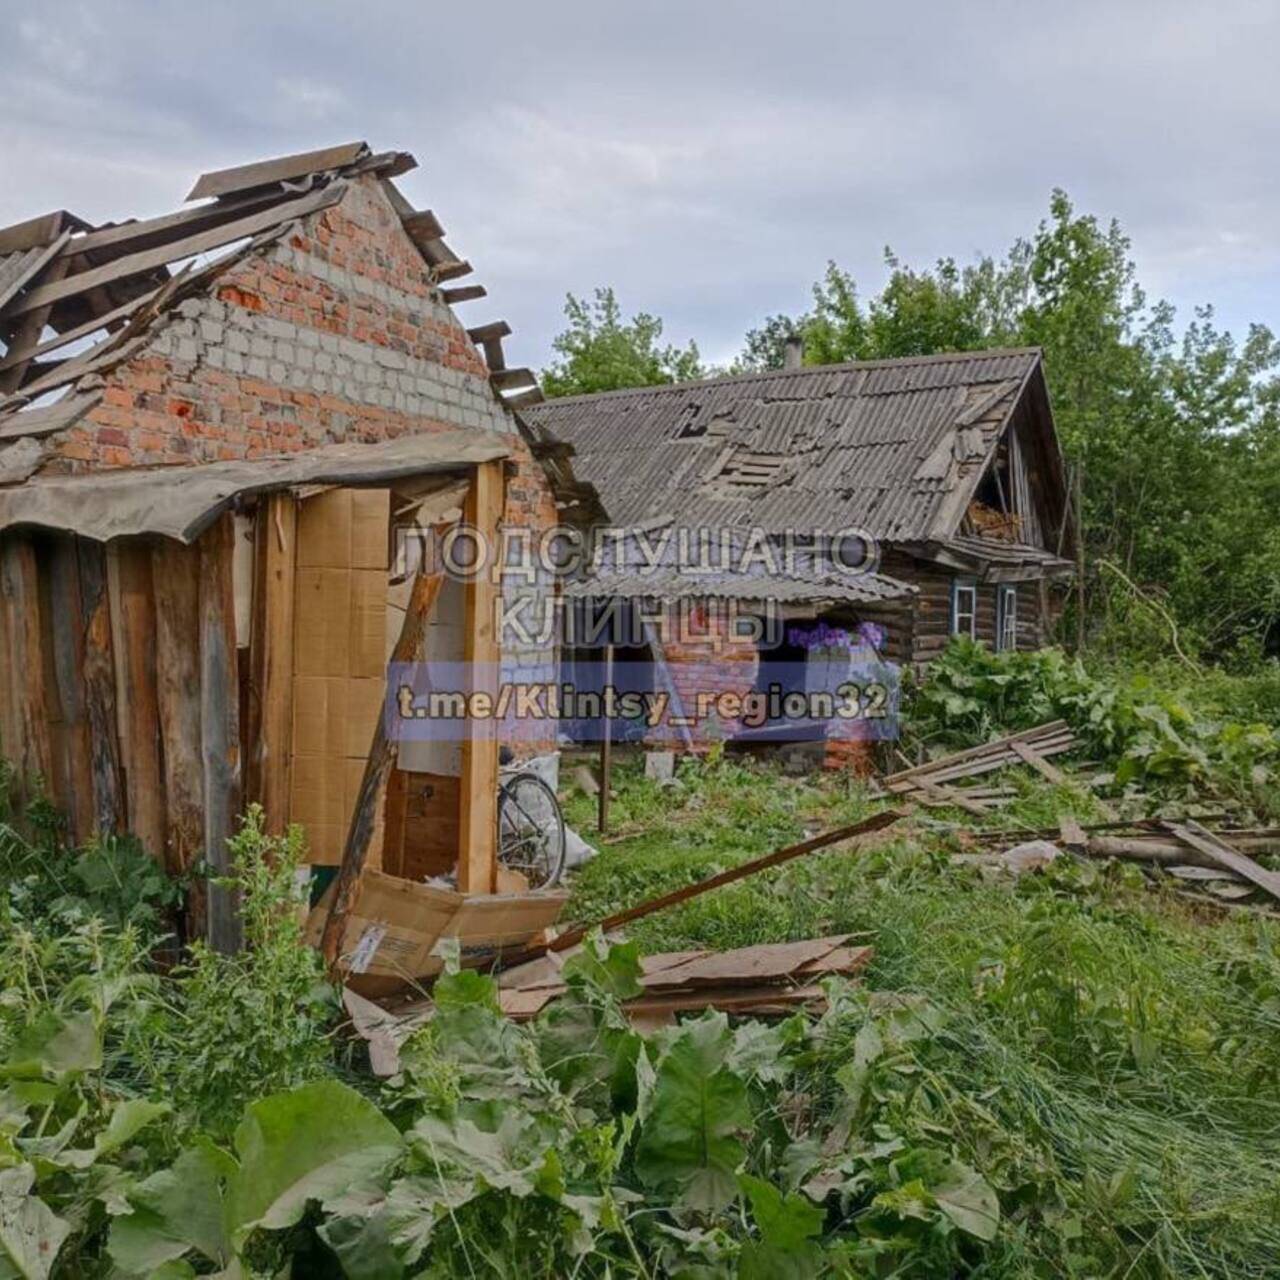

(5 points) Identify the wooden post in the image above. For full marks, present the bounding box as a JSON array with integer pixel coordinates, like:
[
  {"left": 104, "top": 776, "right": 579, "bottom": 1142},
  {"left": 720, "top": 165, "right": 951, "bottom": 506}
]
[
  {"left": 199, "top": 516, "right": 243, "bottom": 954},
  {"left": 320, "top": 570, "right": 444, "bottom": 970},
  {"left": 457, "top": 460, "right": 504, "bottom": 895},
  {"left": 248, "top": 494, "right": 297, "bottom": 833},
  {"left": 598, "top": 643, "right": 613, "bottom": 834},
  {"left": 116, "top": 543, "right": 165, "bottom": 861},
  {"left": 46, "top": 537, "right": 94, "bottom": 843},
  {"left": 76, "top": 542, "right": 123, "bottom": 835},
  {"left": 152, "top": 541, "right": 205, "bottom": 881},
  {"left": 0, "top": 536, "right": 53, "bottom": 806}
]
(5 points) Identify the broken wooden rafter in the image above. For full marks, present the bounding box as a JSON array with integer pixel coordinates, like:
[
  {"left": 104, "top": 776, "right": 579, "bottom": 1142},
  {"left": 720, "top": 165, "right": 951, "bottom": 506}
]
[
  {"left": 0, "top": 210, "right": 92, "bottom": 258},
  {"left": 0, "top": 230, "right": 73, "bottom": 316},
  {"left": 2, "top": 185, "right": 344, "bottom": 321},
  {"left": 543, "top": 808, "right": 906, "bottom": 956},
  {"left": 0, "top": 290, "right": 156, "bottom": 375},
  {"left": 1158, "top": 819, "right": 1280, "bottom": 904},
  {"left": 402, "top": 209, "right": 445, "bottom": 244},
  {"left": 186, "top": 141, "right": 369, "bottom": 202},
  {"left": 55, "top": 186, "right": 302, "bottom": 266}
]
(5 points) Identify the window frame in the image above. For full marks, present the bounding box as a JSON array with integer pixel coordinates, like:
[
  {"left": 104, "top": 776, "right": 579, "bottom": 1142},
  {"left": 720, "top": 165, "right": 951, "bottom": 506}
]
[
  {"left": 996, "top": 585, "right": 1018, "bottom": 652},
  {"left": 950, "top": 577, "right": 978, "bottom": 640}
]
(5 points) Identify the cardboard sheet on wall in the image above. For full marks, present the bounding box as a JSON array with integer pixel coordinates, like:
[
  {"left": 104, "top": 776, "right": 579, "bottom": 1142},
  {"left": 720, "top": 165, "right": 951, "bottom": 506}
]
[
  {"left": 289, "top": 488, "right": 391, "bottom": 864},
  {"left": 305, "top": 869, "right": 568, "bottom": 981}
]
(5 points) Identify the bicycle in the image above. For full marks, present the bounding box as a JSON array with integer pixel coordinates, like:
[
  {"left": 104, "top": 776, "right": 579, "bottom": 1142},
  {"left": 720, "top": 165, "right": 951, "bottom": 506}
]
[{"left": 497, "top": 746, "right": 566, "bottom": 890}]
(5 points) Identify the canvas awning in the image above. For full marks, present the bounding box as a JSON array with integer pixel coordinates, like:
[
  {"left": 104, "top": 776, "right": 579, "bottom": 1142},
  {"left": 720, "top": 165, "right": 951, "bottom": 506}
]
[{"left": 0, "top": 431, "right": 511, "bottom": 543}]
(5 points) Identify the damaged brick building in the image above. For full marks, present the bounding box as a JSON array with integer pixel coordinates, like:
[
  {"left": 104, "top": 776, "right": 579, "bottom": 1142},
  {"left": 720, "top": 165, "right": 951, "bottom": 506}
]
[{"left": 0, "top": 142, "right": 591, "bottom": 960}]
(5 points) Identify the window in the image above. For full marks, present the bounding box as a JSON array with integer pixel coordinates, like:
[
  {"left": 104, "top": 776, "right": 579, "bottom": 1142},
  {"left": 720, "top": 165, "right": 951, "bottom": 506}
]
[
  {"left": 997, "top": 585, "right": 1018, "bottom": 651},
  {"left": 950, "top": 578, "right": 977, "bottom": 639}
]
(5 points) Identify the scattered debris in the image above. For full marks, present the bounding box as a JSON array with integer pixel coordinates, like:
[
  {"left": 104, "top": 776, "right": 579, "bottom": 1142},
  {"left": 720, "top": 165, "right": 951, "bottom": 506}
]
[
  {"left": 952, "top": 839, "right": 1062, "bottom": 879},
  {"left": 644, "top": 750, "right": 676, "bottom": 784},
  {"left": 879, "top": 721, "right": 1078, "bottom": 808},
  {"left": 499, "top": 935, "right": 873, "bottom": 1028},
  {"left": 355, "top": 935, "right": 876, "bottom": 1073},
  {"left": 573, "top": 764, "right": 601, "bottom": 796}
]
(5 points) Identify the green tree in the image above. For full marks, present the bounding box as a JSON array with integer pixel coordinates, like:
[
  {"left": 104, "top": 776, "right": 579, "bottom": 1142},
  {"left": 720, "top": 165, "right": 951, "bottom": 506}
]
[{"left": 541, "top": 287, "right": 704, "bottom": 397}]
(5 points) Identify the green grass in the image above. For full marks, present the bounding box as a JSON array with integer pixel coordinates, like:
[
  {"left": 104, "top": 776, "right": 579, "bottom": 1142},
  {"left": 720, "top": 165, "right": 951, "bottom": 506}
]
[{"left": 561, "top": 753, "right": 1280, "bottom": 1276}]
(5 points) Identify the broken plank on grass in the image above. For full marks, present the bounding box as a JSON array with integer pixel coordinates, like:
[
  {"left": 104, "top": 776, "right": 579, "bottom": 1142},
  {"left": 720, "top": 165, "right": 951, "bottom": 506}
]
[
  {"left": 544, "top": 808, "right": 907, "bottom": 955},
  {"left": 1010, "top": 739, "right": 1069, "bottom": 784},
  {"left": 1160, "top": 820, "right": 1280, "bottom": 904}
]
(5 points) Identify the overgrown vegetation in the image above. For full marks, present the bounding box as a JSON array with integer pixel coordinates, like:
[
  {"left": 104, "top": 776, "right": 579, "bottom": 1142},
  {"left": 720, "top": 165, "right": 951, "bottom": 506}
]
[{"left": 4, "top": 645, "right": 1280, "bottom": 1275}]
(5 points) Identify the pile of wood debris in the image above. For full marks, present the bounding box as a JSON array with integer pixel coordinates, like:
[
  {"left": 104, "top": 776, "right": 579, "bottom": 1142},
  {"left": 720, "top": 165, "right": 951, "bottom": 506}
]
[
  {"left": 878, "top": 721, "right": 1078, "bottom": 815},
  {"left": 497, "top": 934, "right": 872, "bottom": 1029},
  {"left": 965, "top": 815, "right": 1280, "bottom": 914}
]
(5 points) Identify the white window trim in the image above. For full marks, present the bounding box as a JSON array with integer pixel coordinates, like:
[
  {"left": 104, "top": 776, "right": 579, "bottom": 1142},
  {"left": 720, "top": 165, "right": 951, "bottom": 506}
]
[
  {"left": 951, "top": 578, "right": 977, "bottom": 639},
  {"left": 997, "top": 585, "right": 1018, "bottom": 651}
]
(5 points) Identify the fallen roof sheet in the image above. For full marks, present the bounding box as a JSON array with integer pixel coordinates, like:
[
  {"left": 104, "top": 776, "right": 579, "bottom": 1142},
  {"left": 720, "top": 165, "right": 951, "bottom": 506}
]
[
  {"left": 936, "top": 534, "right": 1075, "bottom": 572},
  {"left": 0, "top": 431, "right": 510, "bottom": 543},
  {"left": 563, "top": 563, "right": 915, "bottom": 606},
  {"left": 522, "top": 349, "right": 1043, "bottom": 543}
]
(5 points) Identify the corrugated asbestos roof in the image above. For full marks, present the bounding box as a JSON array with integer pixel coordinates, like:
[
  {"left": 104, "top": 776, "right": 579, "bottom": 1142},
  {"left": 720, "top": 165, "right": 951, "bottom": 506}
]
[
  {"left": 522, "top": 349, "right": 1042, "bottom": 544},
  {"left": 0, "top": 141, "right": 546, "bottom": 470}
]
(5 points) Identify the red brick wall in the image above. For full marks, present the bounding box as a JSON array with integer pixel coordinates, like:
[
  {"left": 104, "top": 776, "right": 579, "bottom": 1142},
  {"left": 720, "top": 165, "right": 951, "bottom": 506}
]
[{"left": 41, "top": 172, "right": 556, "bottom": 556}]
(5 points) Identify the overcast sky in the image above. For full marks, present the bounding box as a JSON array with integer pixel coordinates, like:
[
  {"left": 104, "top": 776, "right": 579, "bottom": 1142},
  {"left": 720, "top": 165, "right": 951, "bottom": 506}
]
[{"left": 2, "top": 1, "right": 1277, "bottom": 369}]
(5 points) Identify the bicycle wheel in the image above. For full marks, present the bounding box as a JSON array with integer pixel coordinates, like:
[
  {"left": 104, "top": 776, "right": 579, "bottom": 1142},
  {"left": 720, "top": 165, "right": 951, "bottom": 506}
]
[{"left": 498, "top": 772, "right": 566, "bottom": 890}]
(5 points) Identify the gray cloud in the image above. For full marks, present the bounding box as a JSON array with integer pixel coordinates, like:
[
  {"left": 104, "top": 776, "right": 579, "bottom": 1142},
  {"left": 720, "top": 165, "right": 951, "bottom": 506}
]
[{"left": 3, "top": 0, "right": 1278, "bottom": 369}]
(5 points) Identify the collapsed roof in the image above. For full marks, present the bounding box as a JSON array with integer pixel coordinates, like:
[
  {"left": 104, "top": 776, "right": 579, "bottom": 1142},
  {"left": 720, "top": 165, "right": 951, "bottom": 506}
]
[
  {"left": 521, "top": 348, "right": 1069, "bottom": 550},
  {"left": 0, "top": 141, "right": 545, "bottom": 452}
]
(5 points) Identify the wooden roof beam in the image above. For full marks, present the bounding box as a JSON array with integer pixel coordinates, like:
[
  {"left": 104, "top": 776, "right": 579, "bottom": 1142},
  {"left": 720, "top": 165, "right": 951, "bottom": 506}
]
[
  {"left": 467, "top": 321, "right": 511, "bottom": 372},
  {"left": 187, "top": 141, "right": 369, "bottom": 201},
  {"left": 3, "top": 185, "right": 343, "bottom": 321},
  {"left": 442, "top": 284, "right": 486, "bottom": 304}
]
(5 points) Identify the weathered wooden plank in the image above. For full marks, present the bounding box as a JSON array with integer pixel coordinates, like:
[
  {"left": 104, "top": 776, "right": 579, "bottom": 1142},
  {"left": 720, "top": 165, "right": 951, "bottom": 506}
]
[
  {"left": 914, "top": 779, "right": 992, "bottom": 817},
  {"left": 45, "top": 537, "right": 94, "bottom": 841},
  {"left": 248, "top": 495, "right": 297, "bottom": 833},
  {"left": 457, "top": 460, "right": 504, "bottom": 894},
  {"left": 152, "top": 540, "right": 205, "bottom": 878},
  {"left": 0, "top": 391, "right": 101, "bottom": 441},
  {"left": 320, "top": 570, "right": 445, "bottom": 971},
  {"left": 199, "top": 516, "right": 243, "bottom": 953},
  {"left": 115, "top": 543, "right": 165, "bottom": 860},
  {"left": 56, "top": 188, "right": 299, "bottom": 263},
  {"left": 186, "top": 141, "right": 367, "bottom": 201},
  {"left": 0, "top": 239, "right": 74, "bottom": 394},
  {"left": 7, "top": 186, "right": 344, "bottom": 320},
  {"left": 0, "top": 293, "right": 155, "bottom": 374},
  {"left": 1161, "top": 821, "right": 1280, "bottom": 904},
  {"left": 76, "top": 541, "right": 124, "bottom": 834},
  {"left": 1010, "top": 740, "right": 1068, "bottom": 785},
  {"left": 0, "top": 231, "right": 72, "bottom": 317},
  {"left": 547, "top": 810, "right": 907, "bottom": 955},
  {"left": 441, "top": 285, "right": 486, "bottom": 305},
  {"left": 0, "top": 537, "right": 54, "bottom": 801}
]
